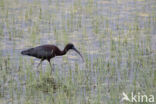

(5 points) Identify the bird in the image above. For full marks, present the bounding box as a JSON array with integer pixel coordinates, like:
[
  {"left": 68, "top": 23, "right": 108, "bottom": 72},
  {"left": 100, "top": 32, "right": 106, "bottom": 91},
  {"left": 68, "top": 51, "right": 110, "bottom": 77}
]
[{"left": 21, "top": 43, "right": 84, "bottom": 72}]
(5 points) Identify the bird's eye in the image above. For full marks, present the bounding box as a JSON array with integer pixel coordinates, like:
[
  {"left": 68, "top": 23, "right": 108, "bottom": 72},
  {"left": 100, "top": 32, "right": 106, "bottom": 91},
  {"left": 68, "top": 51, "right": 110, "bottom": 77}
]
[{"left": 72, "top": 46, "right": 74, "bottom": 49}]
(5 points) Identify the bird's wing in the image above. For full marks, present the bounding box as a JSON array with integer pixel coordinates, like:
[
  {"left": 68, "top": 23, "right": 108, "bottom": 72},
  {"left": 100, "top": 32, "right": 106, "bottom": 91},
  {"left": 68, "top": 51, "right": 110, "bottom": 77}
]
[
  {"left": 34, "top": 45, "right": 54, "bottom": 58},
  {"left": 22, "top": 45, "right": 56, "bottom": 59}
]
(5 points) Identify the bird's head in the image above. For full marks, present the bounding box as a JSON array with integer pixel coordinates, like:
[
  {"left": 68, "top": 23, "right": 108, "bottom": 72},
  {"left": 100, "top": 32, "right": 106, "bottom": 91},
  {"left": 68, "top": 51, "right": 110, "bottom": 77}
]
[
  {"left": 66, "top": 43, "right": 74, "bottom": 50},
  {"left": 65, "top": 43, "right": 84, "bottom": 61}
]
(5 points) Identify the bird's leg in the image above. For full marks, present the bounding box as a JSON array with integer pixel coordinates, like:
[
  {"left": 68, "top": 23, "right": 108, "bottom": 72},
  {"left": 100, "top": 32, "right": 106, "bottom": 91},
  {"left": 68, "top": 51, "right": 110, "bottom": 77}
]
[
  {"left": 48, "top": 60, "right": 54, "bottom": 74},
  {"left": 37, "top": 59, "right": 43, "bottom": 68}
]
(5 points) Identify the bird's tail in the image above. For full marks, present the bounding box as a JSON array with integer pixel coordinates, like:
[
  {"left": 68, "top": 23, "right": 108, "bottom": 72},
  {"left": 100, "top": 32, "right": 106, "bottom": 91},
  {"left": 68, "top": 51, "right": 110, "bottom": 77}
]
[{"left": 21, "top": 48, "right": 34, "bottom": 56}]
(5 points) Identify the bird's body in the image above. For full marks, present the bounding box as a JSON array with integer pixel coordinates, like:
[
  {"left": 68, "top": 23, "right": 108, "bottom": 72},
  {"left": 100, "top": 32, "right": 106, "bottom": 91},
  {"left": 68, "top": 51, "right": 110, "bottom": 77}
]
[
  {"left": 21, "top": 43, "right": 84, "bottom": 72},
  {"left": 22, "top": 45, "right": 63, "bottom": 60}
]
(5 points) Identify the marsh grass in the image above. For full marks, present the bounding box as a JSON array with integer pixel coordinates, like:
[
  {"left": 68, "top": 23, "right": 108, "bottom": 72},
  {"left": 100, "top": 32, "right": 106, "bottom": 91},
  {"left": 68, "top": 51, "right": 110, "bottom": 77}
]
[{"left": 0, "top": 0, "right": 156, "bottom": 104}]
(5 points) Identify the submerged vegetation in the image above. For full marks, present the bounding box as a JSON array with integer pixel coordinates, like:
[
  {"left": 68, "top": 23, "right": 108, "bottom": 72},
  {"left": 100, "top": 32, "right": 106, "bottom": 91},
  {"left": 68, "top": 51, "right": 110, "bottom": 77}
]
[{"left": 0, "top": 0, "right": 156, "bottom": 103}]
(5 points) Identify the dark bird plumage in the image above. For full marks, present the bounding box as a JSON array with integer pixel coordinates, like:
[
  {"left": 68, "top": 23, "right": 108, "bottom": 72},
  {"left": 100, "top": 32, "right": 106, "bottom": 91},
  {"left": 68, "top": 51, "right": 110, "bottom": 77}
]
[{"left": 21, "top": 43, "right": 84, "bottom": 72}]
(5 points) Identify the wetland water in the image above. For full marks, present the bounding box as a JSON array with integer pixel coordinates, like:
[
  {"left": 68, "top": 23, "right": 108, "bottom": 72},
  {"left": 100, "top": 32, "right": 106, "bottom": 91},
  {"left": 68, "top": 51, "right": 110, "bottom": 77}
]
[{"left": 0, "top": 0, "right": 156, "bottom": 103}]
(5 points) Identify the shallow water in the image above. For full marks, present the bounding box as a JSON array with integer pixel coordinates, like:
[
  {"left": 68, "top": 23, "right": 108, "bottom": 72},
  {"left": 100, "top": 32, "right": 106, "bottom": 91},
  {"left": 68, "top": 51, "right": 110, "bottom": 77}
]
[{"left": 0, "top": 0, "right": 156, "bottom": 103}]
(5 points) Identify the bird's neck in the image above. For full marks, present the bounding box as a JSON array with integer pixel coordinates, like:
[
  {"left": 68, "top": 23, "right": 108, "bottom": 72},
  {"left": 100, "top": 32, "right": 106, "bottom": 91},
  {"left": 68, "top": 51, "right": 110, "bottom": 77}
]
[{"left": 57, "top": 48, "right": 68, "bottom": 56}]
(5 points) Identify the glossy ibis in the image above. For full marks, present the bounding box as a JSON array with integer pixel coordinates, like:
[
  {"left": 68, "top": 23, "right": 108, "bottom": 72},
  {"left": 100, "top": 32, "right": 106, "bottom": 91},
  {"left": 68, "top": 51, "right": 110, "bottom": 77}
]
[{"left": 21, "top": 43, "right": 84, "bottom": 72}]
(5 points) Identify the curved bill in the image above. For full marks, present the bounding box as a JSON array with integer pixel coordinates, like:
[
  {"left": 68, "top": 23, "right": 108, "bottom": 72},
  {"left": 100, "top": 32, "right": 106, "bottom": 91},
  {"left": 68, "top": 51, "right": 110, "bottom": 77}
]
[{"left": 72, "top": 47, "right": 84, "bottom": 62}]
